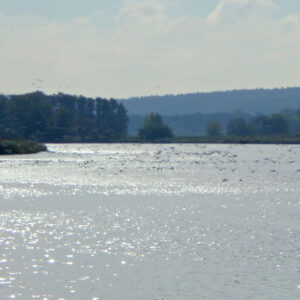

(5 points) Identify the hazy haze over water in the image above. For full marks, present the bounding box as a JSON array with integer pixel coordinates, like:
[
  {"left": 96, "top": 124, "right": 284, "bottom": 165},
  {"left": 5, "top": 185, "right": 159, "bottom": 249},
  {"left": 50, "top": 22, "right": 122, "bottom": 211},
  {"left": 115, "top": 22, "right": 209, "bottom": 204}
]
[{"left": 0, "top": 144, "right": 299, "bottom": 299}]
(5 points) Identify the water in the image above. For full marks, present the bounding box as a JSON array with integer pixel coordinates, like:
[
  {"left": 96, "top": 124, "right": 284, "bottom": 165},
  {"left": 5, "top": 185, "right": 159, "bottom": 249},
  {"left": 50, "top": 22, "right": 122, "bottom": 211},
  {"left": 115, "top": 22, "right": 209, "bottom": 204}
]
[{"left": 0, "top": 144, "right": 299, "bottom": 299}]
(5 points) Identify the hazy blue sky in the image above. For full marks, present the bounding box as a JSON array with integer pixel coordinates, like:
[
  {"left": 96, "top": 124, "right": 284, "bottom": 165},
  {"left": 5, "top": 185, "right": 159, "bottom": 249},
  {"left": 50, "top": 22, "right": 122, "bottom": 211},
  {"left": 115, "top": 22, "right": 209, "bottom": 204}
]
[{"left": 1, "top": 0, "right": 300, "bottom": 98}]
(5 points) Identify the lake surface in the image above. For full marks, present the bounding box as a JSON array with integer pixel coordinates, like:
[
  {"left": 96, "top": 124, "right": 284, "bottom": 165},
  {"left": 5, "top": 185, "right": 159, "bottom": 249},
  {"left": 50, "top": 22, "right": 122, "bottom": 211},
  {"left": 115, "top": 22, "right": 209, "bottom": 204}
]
[{"left": 0, "top": 144, "right": 299, "bottom": 299}]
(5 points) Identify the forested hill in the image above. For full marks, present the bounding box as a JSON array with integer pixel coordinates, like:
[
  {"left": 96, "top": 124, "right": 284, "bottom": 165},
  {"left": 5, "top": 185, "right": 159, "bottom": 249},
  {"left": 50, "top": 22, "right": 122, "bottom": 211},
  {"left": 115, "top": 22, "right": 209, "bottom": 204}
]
[{"left": 119, "top": 87, "right": 300, "bottom": 115}]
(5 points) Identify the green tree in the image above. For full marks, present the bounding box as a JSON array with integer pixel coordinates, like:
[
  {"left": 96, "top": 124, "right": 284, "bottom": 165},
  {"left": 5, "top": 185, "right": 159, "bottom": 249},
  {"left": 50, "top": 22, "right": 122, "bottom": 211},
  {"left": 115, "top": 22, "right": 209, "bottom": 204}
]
[
  {"left": 251, "top": 116, "right": 269, "bottom": 135},
  {"left": 0, "top": 95, "right": 7, "bottom": 137},
  {"left": 139, "top": 113, "right": 173, "bottom": 140},
  {"left": 268, "top": 114, "right": 289, "bottom": 135},
  {"left": 206, "top": 121, "right": 221, "bottom": 136},
  {"left": 227, "top": 118, "right": 250, "bottom": 136},
  {"left": 0, "top": 92, "right": 128, "bottom": 142},
  {"left": 252, "top": 113, "right": 290, "bottom": 135}
]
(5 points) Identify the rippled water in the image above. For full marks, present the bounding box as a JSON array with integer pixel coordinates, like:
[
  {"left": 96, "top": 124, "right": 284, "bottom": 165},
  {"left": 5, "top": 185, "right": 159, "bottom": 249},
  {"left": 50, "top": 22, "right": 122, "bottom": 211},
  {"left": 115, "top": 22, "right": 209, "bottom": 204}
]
[{"left": 0, "top": 144, "right": 299, "bottom": 299}]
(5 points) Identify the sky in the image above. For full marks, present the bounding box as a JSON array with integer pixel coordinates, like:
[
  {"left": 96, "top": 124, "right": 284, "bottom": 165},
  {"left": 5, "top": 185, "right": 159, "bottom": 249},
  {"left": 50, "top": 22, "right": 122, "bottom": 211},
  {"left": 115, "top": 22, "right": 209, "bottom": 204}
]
[{"left": 1, "top": 0, "right": 300, "bottom": 98}]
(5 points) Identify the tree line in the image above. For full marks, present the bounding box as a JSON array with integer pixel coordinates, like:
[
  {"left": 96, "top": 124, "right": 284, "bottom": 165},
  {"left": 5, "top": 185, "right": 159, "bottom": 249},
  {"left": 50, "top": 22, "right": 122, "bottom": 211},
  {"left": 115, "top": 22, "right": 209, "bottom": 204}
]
[
  {"left": 138, "top": 110, "right": 300, "bottom": 141},
  {"left": 0, "top": 91, "right": 298, "bottom": 142},
  {"left": 0, "top": 92, "right": 128, "bottom": 142},
  {"left": 129, "top": 109, "right": 300, "bottom": 138},
  {"left": 206, "top": 111, "right": 300, "bottom": 137},
  {"left": 128, "top": 111, "right": 251, "bottom": 136}
]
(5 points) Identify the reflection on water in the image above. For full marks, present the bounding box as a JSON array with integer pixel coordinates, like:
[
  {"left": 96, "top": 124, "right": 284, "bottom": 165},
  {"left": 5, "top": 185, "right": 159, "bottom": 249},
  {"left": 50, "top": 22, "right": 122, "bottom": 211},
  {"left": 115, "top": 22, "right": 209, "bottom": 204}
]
[
  {"left": 0, "top": 144, "right": 299, "bottom": 299},
  {"left": 0, "top": 144, "right": 299, "bottom": 198}
]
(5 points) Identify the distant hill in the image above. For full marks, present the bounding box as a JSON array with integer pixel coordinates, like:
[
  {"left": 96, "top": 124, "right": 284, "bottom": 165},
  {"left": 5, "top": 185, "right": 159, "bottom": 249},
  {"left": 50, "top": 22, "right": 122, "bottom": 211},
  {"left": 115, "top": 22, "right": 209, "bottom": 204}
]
[{"left": 119, "top": 88, "right": 300, "bottom": 115}]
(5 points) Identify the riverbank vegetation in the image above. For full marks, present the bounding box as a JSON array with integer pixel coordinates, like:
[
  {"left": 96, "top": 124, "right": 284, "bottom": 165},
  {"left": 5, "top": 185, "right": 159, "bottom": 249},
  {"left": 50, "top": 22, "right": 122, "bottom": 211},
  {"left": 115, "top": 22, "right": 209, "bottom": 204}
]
[
  {"left": 133, "top": 112, "right": 300, "bottom": 143},
  {"left": 0, "top": 92, "right": 128, "bottom": 142},
  {"left": 0, "top": 140, "right": 47, "bottom": 155},
  {"left": 84, "top": 135, "right": 300, "bottom": 144},
  {"left": 0, "top": 91, "right": 299, "bottom": 145},
  {"left": 138, "top": 113, "right": 173, "bottom": 140},
  {"left": 128, "top": 109, "right": 300, "bottom": 137}
]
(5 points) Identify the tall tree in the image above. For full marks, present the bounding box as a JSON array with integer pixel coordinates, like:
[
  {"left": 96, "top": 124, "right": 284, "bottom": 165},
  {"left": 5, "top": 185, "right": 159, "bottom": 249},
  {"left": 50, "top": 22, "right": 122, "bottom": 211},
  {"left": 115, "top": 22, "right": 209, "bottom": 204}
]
[
  {"left": 251, "top": 114, "right": 290, "bottom": 135},
  {"left": 227, "top": 118, "right": 250, "bottom": 136},
  {"left": 268, "top": 114, "right": 289, "bottom": 134},
  {"left": 0, "top": 92, "right": 128, "bottom": 141},
  {"left": 206, "top": 121, "right": 221, "bottom": 137},
  {"left": 139, "top": 113, "right": 173, "bottom": 140}
]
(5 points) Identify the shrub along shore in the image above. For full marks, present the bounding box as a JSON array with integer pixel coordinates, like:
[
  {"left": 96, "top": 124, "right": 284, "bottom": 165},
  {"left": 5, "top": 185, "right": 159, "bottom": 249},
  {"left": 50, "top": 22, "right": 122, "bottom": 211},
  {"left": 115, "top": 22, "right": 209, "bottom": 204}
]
[
  {"left": 134, "top": 135, "right": 300, "bottom": 144},
  {"left": 123, "top": 136, "right": 300, "bottom": 144},
  {"left": 47, "top": 135, "right": 300, "bottom": 144},
  {"left": 1, "top": 135, "right": 299, "bottom": 155},
  {"left": 0, "top": 140, "right": 47, "bottom": 155}
]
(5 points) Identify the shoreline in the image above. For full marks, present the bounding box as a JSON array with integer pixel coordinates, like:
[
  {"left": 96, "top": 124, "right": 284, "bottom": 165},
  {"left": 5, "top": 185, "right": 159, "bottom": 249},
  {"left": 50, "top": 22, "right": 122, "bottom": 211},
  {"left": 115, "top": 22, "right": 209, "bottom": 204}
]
[
  {"left": 0, "top": 140, "right": 47, "bottom": 155},
  {"left": 44, "top": 135, "right": 300, "bottom": 145},
  {"left": 1, "top": 135, "right": 299, "bottom": 155}
]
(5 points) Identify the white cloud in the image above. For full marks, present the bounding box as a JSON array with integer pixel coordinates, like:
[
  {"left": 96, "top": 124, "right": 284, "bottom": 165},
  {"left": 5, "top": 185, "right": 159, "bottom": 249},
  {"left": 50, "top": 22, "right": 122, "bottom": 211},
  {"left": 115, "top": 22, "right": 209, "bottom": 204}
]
[
  {"left": 0, "top": 0, "right": 299, "bottom": 98},
  {"left": 116, "top": 0, "right": 183, "bottom": 36},
  {"left": 207, "top": 0, "right": 278, "bottom": 25}
]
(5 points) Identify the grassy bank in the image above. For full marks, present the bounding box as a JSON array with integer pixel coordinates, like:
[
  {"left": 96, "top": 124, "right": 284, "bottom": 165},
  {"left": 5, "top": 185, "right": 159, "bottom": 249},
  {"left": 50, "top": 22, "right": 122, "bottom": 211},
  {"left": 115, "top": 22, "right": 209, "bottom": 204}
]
[
  {"left": 0, "top": 140, "right": 47, "bottom": 155},
  {"left": 92, "top": 135, "right": 300, "bottom": 144},
  {"left": 47, "top": 135, "right": 300, "bottom": 144},
  {"left": 147, "top": 135, "right": 300, "bottom": 144}
]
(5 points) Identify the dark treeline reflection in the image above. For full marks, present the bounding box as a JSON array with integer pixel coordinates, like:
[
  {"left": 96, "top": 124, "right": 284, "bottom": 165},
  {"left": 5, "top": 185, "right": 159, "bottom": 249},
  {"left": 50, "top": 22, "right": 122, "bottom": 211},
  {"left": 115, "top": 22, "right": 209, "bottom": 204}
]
[{"left": 0, "top": 92, "right": 128, "bottom": 142}]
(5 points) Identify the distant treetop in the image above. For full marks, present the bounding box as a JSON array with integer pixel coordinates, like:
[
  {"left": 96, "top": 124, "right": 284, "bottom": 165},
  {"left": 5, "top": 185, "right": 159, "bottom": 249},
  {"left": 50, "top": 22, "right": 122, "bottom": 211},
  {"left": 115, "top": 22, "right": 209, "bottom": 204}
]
[{"left": 138, "top": 113, "right": 173, "bottom": 140}]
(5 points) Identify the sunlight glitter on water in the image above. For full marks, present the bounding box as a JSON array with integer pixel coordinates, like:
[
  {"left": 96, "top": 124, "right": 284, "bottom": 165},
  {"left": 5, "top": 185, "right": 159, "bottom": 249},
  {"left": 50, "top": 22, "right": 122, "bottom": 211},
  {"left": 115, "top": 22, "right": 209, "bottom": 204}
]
[
  {"left": 0, "top": 144, "right": 299, "bottom": 299},
  {"left": 0, "top": 144, "right": 299, "bottom": 198}
]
